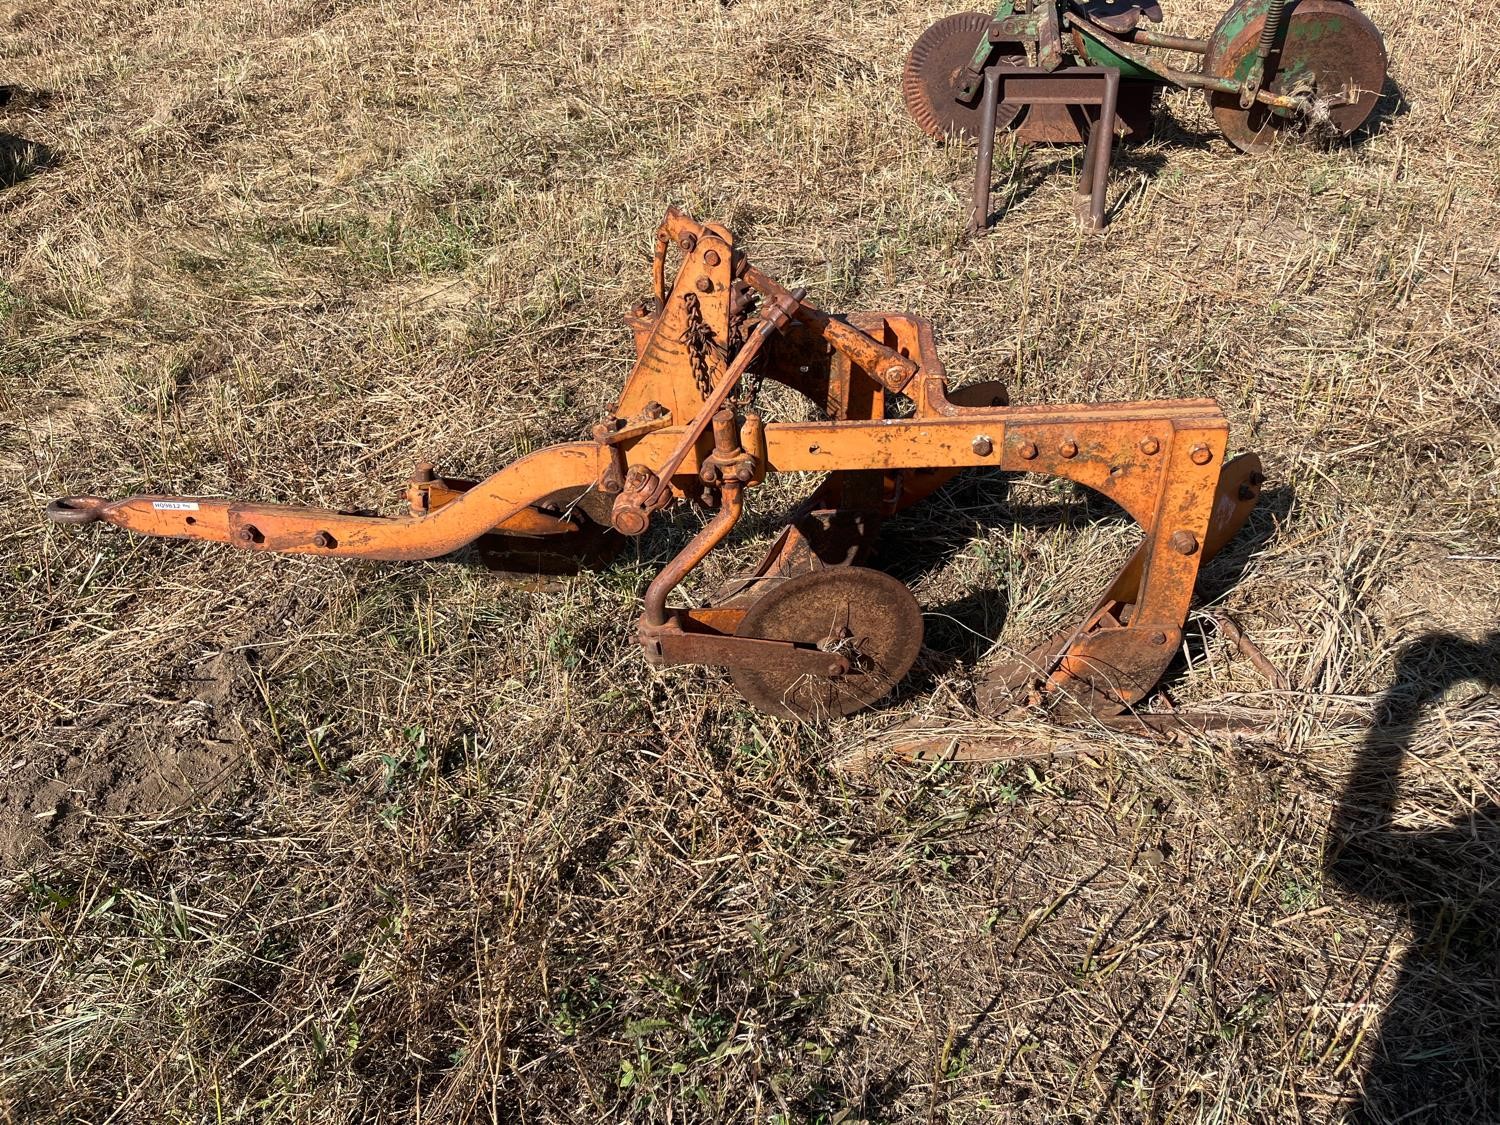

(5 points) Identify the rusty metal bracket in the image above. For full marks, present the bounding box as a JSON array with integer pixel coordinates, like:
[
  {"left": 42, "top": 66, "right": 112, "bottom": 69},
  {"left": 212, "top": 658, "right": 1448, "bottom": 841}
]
[{"left": 641, "top": 615, "right": 850, "bottom": 680}]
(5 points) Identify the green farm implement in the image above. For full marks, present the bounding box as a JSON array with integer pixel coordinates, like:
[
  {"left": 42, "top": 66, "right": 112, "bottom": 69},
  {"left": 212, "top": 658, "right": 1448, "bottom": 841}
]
[{"left": 904, "top": 0, "right": 1388, "bottom": 228}]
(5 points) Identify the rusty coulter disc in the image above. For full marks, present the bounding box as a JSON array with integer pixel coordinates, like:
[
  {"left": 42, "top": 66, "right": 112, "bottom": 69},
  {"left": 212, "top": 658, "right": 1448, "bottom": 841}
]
[
  {"left": 731, "top": 567, "right": 923, "bottom": 721},
  {"left": 903, "top": 12, "right": 1025, "bottom": 140},
  {"left": 1204, "top": 0, "right": 1388, "bottom": 153}
]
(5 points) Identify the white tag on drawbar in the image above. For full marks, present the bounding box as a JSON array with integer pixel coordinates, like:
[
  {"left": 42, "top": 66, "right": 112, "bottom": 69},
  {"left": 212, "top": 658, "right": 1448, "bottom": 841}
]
[{"left": 152, "top": 501, "right": 201, "bottom": 511}]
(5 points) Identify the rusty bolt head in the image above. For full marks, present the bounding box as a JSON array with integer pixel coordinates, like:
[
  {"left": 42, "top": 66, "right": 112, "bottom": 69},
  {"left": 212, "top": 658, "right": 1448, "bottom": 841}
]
[
  {"left": 703, "top": 249, "right": 720, "bottom": 267},
  {"left": 1139, "top": 436, "right": 1160, "bottom": 455},
  {"left": 1019, "top": 441, "right": 1039, "bottom": 460},
  {"left": 312, "top": 531, "right": 335, "bottom": 549},
  {"left": 643, "top": 400, "right": 667, "bottom": 419},
  {"left": 235, "top": 525, "right": 263, "bottom": 545},
  {"left": 733, "top": 462, "right": 755, "bottom": 482},
  {"left": 700, "top": 462, "right": 721, "bottom": 484},
  {"left": 1151, "top": 631, "right": 1168, "bottom": 646},
  {"left": 1169, "top": 530, "right": 1200, "bottom": 556},
  {"left": 1189, "top": 443, "right": 1213, "bottom": 466},
  {"left": 678, "top": 233, "right": 696, "bottom": 253},
  {"left": 612, "top": 506, "right": 650, "bottom": 537},
  {"left": 1059, "top": 440, "right": 1078, "bottom": 459},
  {"left": 695, "top": 277, "right": 713, "bottom": 293},
  {"left": 971, "top": 435, "right": 993, "bottom": 457},
  {"left": 412, "top": 461, "right": 436, "bottom": 484}
]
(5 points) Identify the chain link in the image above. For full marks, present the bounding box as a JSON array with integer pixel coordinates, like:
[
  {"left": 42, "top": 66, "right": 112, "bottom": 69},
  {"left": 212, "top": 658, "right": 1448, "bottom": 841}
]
[
  {"left": 729, "top": 279, "right": 763, "bottom": 409},
  {"left": 681, "top": 280, "right": 765, "bottom": 408},
  {"left": 679, "top": 293, "right": 716, "bottom": 399}
]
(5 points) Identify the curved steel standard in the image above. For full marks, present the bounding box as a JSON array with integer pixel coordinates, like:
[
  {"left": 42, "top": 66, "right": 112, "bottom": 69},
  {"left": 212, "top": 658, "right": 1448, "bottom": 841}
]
[
  {"left": 905, "top": 0, "right": 1388, "bottom": 228},
  {"left": 50, "top": 208, "right": 1265, "bottom": 724}
]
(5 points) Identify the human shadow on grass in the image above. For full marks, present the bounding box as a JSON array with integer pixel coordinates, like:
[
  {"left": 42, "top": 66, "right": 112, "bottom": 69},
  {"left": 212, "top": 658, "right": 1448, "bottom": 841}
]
[
  {"left": 0, "top": 85, "right": 58, "bottom": 188},
  {"left": 0, "top": 131, "right": 54, "bottom": 188},
  {"left": 1324, "top": 630, "right": 1500, "bottom": 1121}
]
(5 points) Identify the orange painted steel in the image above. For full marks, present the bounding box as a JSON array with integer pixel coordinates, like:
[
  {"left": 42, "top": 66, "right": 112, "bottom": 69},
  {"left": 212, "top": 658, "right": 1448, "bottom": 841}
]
[{"left": 48, "top": 208, "right": 1264, "bottom": 720}]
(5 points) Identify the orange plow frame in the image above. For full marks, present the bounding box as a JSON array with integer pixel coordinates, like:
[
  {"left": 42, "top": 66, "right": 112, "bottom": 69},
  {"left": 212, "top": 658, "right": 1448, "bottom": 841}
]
[{"left": 49, "top": 208, "right": 1265, "bottom": 723}]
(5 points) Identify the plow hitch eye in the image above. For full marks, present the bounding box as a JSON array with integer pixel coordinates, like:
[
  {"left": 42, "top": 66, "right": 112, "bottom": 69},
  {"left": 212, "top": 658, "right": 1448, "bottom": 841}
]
[{"left": 46, "top": 496, "right": 109, "bottom": 525}]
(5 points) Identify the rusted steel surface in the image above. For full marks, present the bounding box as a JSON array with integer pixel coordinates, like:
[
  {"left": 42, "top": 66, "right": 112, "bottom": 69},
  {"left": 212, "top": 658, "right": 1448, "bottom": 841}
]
[
  {"left": 1203, "top": 0, "right": 1388, "bottom": 152},
  {"left": 50, "top": 209, "right": 1266, "bottom": 725},
  {"left": 970, "top": 65, "right": 1120, "bottom": 230},
  {"left": 905, "top": 1, "right": 1389, "bottom": 229},
  {"left": 728, "top": 568, "right": 925, "bottom": 721}
]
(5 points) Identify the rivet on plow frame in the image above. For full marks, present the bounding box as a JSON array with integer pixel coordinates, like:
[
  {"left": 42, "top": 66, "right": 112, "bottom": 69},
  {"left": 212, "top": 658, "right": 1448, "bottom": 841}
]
[
  {"left": 1170, "top": 530, "right": 1200, "bottom": 556},
  {"left": 696, "top": 277, "right": 713, "bottom": 293},
  {"left": 1059, "top": 441, "right": 1078, "bottom": 459},
  {"left": 1190, "top": 443, "right": 1213, "bottom": 465},
  {"left": 313, "top": 531, "right": 336, "bottom": 549},
  {"left": 1139, "top": 436, "right": 1160, "bottom": 455},
  {"left": 678, "top": 233, "right": 697, "bottom": 252},
  {"left": 1019, "top": 441, "right": 1039, "bottom": 460},
  {"left": 971, "top": 435, "right": 993, "bottom": 456},
  {"left": 235, "top": 525, "right": 263, "bottom": 545},
  {"left": 1151, "top": 632, "right": 1168, "bottom": 646},
  {"left": 703, "top": 249, "right": 720, "bottom": 267}
]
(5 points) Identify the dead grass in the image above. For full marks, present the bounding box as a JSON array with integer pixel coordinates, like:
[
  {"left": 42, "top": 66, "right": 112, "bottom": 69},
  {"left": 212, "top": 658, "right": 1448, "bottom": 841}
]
[{"left": 1, "top": 0, "right": 1498, "bottom": 1120}]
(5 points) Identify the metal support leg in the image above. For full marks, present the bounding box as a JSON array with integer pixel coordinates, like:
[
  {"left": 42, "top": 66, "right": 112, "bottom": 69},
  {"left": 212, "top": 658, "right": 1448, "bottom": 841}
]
[
  {"left": 970, "top": 66, "right": 1002, "bottom": 233},
  {"left": 1076, "top": 68, "right": 1119, "bottom": 231}
]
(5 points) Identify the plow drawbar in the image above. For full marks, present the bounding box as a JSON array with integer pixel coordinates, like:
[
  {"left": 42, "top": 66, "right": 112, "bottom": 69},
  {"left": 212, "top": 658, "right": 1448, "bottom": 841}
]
[{"left": 49, "top": 209, "right": 1267, "bottom": 738}]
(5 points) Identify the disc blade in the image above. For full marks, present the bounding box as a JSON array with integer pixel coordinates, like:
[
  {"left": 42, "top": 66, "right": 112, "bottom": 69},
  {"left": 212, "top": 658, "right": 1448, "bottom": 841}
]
[
  {"left": 731, "top": 567, "right": 924, "bottom": 720},
  {"left": 903, "top": 12, "right": 1026, "bottom": 140},
  {"left": 1204, "top": 0, "right": 1388, "bottom": 152}
]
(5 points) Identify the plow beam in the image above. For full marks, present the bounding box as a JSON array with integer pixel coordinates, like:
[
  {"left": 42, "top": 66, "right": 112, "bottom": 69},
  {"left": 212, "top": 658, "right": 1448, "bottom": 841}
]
[{"left": 47, "top": 443, "right": 603, "bottom": 562}]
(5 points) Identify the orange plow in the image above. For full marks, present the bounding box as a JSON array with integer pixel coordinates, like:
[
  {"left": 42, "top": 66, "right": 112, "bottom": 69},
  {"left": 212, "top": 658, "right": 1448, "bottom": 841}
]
[{"left": 49, "top": 209, "right": 1270, "bottom": 742}]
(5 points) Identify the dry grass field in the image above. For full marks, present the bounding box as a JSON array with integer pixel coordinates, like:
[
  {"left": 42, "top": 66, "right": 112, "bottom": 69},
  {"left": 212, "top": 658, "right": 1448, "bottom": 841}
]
[{"left": 2, "top": 0, "right": 1498, "bottom": 1120}]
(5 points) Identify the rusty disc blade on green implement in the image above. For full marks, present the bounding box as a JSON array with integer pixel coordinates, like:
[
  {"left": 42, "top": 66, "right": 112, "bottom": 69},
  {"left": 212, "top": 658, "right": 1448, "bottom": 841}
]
[
  {"left": 1205, "top": 0, "right": 1388, "bottom": 153},
  {"left": 903, "top": 12, "right": 1026, "bottom": 140}
]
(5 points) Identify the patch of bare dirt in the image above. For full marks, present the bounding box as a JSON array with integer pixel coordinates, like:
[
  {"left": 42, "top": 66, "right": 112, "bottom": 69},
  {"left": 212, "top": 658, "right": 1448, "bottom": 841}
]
[
  {"left": 1, "top": 648, "right": 262, "bottom": 868},
  {"left": 0, "top": 584, "right": 323, "bottom": 870}
]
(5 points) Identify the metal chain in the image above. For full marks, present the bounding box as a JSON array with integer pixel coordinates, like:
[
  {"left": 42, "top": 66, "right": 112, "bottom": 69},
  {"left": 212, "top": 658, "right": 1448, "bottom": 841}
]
[
  {"left": 729, "top": 279, "right": 763, "bottom": 409},
  {"left": 683, "top": 282, "right": 765, "bottom": 408},
  {"left": 680, "top": 293, "right": 716, "bottom": 398}
]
